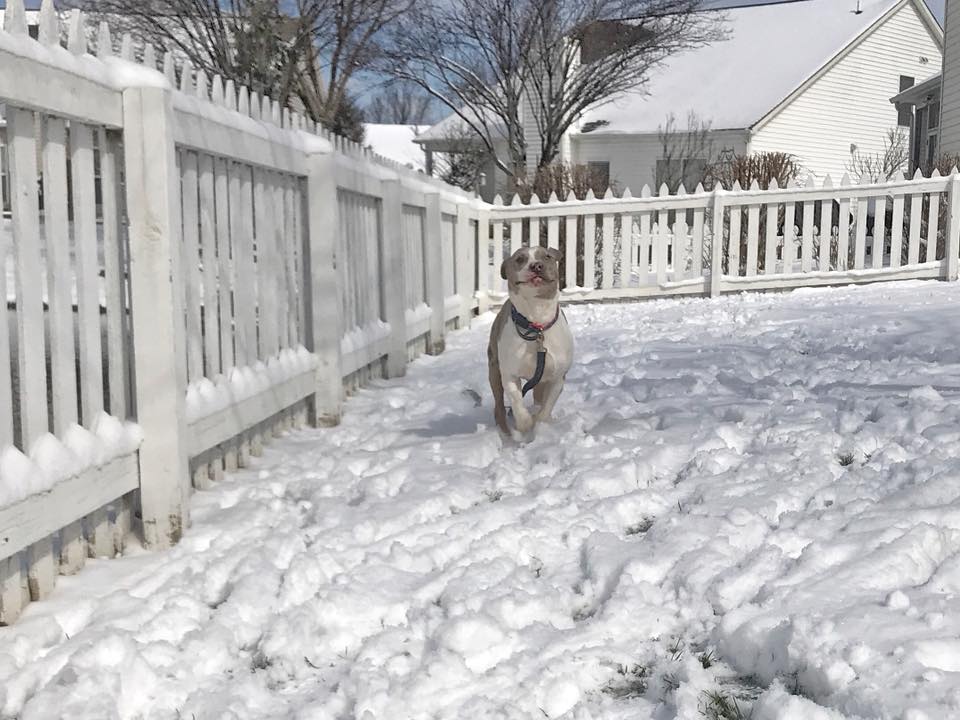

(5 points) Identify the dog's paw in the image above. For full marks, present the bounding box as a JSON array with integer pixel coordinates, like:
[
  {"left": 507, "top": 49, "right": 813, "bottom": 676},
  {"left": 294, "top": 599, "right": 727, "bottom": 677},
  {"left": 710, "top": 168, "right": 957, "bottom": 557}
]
[{"left": 513, "top": 411, "right": 535, "bottom": 434}]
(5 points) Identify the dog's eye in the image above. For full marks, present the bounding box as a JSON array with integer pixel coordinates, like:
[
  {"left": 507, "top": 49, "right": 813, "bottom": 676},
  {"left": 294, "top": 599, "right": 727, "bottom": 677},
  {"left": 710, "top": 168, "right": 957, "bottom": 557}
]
[{"left": 516, "top": 255, "right": 527, "bottom": 265}]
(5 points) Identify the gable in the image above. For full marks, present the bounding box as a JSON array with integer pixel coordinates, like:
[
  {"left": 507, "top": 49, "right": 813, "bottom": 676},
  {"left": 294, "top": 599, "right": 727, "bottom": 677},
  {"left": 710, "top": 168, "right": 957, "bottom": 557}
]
[
  {"left": 575, "top": 0, "right": 905, "bottom": 136},
  {"left": 750, "top": 0, "right": 943, "bottom": 180}
]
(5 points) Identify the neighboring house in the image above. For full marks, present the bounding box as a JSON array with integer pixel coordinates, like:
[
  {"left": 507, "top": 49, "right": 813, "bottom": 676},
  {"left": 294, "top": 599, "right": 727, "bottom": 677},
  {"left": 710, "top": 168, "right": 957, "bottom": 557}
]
[
  {"left": 895, "top": 0, "right": 960, "bottom": 171},
  {"left": 417, "top": 0, "right": 943, "bottom": 201},
  {"left": 890, "top": 73, "right": 941, "bottom": 173}
]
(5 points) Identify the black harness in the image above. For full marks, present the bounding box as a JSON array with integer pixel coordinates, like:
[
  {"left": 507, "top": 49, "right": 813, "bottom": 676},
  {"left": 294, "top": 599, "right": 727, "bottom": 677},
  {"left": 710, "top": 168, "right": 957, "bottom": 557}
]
[{"left": 510, "top": 304, "right": 561, "bottom": 397}]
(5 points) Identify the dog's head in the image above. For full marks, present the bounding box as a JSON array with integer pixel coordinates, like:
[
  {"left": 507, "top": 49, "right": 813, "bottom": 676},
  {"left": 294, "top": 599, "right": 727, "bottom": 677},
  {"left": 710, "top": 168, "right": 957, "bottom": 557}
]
[{"left": 500, "top": 246, "right": 561, "bottom": 299}]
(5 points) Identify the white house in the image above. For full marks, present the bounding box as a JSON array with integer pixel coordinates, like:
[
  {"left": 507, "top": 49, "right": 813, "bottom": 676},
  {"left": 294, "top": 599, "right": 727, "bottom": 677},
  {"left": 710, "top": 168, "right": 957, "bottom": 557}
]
[
  {"left": 418, "top": 0, "right": 943, "bottom": 200},
  {"left": 894, "top": 0, "right": 960, "bottom": 171}
]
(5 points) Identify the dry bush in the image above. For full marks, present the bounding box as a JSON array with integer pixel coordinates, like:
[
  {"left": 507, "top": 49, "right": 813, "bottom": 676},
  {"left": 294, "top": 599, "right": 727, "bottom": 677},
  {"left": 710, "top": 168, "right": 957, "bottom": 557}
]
[
  {"left": 703, "top": 151, "right": 801, "bottom": 190},
  {"left": 512, "top": 161, "right": 617, "bottom": 203}
]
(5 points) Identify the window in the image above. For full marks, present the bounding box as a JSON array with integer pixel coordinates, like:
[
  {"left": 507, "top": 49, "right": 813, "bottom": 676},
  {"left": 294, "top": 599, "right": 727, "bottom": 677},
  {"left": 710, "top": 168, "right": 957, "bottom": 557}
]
[
  {"left": 912, "top": 106, "right": 925, "bottom": 171},
  {"left": 928, "top": 135, "right": 938, "bottom": 168},
  {"left": 656, "top": 158, "right": 705, "bottom": 191},
  {"left": 587, "top": 161, "right": 610, "bottom": 190},
  {"left": 898, "top": 75, "right": 915, "bottom": 126},
  {"left": 929, "top": 100, "right": 941, "bottom": 130}
]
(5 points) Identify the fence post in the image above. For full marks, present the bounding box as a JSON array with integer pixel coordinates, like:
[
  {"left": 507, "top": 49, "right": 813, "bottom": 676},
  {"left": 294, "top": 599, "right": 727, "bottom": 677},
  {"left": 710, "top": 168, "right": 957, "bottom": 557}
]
[
  {"left": 946, "top": 173, "right": 960, "bottom": 281},
  {"left": 476, "top": 203, "right": 492, "bottom": 314},
  {"left": 709, "top": 188, "right": 726, "bottom": 298},
  {"left": 304, "top": 151, "right": 343, "bottom": 425},
  {"left": 456, "top": 202, "right": 473, "bottom": 327},
  {"left": 381, "top": 177, "right": 409, "bottom": 377},
  {"left": 122, "top": 85, "right": 190, "bottom": 549},
  {"left": 424, "top": 191, "right": 446, "bottom": 354}
]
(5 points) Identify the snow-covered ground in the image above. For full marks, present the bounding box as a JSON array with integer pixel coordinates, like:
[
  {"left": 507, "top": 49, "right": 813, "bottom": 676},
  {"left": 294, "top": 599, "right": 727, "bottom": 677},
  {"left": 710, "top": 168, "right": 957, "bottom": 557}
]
[{"left": 5, "top": 280, "right": 960, "bottom": 719}]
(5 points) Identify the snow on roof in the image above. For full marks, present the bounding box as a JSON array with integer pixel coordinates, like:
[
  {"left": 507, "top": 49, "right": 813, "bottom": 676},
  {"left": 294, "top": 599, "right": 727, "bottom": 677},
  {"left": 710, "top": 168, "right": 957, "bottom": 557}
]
[
  {"left": 415, "top": 106, "right": 506, "bottom": 144},
  {"left": 579, "top": 0, "right": 904, "bottom": 135},
  {"left": 363, "top": 123, "right": 429, "bottom": 170}
]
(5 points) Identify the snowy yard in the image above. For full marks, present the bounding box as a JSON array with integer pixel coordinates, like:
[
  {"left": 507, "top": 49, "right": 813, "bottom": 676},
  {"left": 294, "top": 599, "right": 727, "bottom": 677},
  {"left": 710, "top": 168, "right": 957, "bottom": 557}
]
[{"left": 5, "top": 281, "right": 960, "bottom": 719}]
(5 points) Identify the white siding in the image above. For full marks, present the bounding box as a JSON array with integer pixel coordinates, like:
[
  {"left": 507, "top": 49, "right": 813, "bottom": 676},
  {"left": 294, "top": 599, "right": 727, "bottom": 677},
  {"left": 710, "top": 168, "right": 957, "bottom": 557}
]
[
  {"left": 750, "top": 1, "right": 942, "bottom": 181},
  {"left": 940, "top": 0, "right": 960, "bottom": 155},
  {"left": 572, "top": 130, "right": 750, "bottom": 193}
]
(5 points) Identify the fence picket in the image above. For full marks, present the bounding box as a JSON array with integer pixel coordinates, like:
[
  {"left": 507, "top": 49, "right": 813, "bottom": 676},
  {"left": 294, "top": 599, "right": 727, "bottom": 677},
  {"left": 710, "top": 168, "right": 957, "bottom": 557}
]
[
  {"left": 783, "top": 191, "right": 797, "bottom": 272},
  {"left": 255, "top": 169, "right": 277, "bottom": 357},
  {"left": 854, "top": 198, "right": 868, "bottom": 269},
  {"left": 284, "top": 177, "right": 299, "bottom": 348},
  {"left": 619, "top": 212, "right": 632, "bottom": 288},
  {"left": 547, "top": 213, "right": 559, "bottom": 252},
  {"left": 837, "top": 176, "right": 851, "bottom": 271},
  {"left": 927, "top": 190, "right": 941, "bottom": 263},
  {"left": 42, "top": 117, "right": 77, "bottom": 435},
  {"left": 0, "top": 215, "right": 11, "bottom": 449},
  {"left": 818, "top": 177, "right": 834, "bottom": 271},
  {"left": 873, "top": 197, "right": 886, "bottom": 270},
  {"left": 601, "top": 212, "right": 615, "bottom": 289},
  {"left": 100, "top": 130, "right": 128, "bottom": 418},
  {"left": 510, "top": 197, "right": 522, "bottom": 255},
  {"left": 565, "top": 215, "right": 577, "bottom": 289},
  {"left": 9, "top": 108, "right": 49, "bottom": 447},
  {"left": 584, "top": 212, "right": 597, "bottom": 289},
  {"left": 231, "top": 163, "right": 256, "bottom": 367},
  {"left": 273, "top": 176, "right": 290, "bottom": 350},
  {"left": 214, "top": 159, "right": 235, "bottom": 372},
  {"left": 801, "top": 197, "right": 815, "bottom": 273},
  {"left": 182, "top": 152, "right": 203, "bottom": 380},
  {"left": 493, "top": 210, "right": 505, "bottom": 292},
  {"left": 199, "top": 154, "right": 221, "bottom": 377},
  {"left": 728, "top": 203, "right": 742, "bottom": 277},
  {"left": 908, "top": 191, "right": 923, "bottom": 266},
  {"left": 763, "top": 192, "right": 779, "bottom": 275},
  {"left": 71, "top": 121, "right": 104, "bottom": 424},
  {"left": 691, "top": 197, "right": 705, "bottom": 279},
  {"left": 890, "top": 190, "right": 905, "bottom": 269},
  {"left": 637, "top": 210, "right": 651, "bottom": 285},
  {"left": 745, "top": 195, "right": 760, "bottom": 277},
  {"left": 674, "top": 214, "right": 688, "bottom": 279}
]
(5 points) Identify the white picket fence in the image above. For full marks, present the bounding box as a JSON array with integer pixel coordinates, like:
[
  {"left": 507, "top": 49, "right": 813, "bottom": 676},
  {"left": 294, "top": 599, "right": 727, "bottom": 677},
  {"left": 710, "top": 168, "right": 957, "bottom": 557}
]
[
  {"left": 3, "top": 0, "right": 960, "bottom": 627},
  {"left": 0, "top": 0, "right": 478, "bottom": 625},
  {"left": 480, "top": 173, "right": 960, "bottom": 304}
]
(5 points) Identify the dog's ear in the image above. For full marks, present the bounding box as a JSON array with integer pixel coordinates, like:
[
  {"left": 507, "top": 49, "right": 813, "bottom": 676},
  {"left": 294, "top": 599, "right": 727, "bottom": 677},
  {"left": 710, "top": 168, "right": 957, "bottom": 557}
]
[
  {"left": 546, "top": 247, "right": 562, "bottom": 264},
  {"left": 500, "top": 258, "right": 510, "bottom": 280}
]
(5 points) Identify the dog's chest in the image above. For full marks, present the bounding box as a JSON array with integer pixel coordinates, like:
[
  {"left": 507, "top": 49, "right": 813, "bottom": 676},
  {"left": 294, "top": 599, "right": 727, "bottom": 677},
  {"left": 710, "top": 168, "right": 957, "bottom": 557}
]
[{"left": 497, "top": 317, "right": 573, "bottom": 380}]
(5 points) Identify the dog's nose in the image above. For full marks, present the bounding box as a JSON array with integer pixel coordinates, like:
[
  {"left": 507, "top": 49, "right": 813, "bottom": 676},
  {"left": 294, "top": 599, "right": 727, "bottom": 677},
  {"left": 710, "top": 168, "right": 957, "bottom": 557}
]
[{"left": 530, "top": 261, "right": 544, "bottom": 274}]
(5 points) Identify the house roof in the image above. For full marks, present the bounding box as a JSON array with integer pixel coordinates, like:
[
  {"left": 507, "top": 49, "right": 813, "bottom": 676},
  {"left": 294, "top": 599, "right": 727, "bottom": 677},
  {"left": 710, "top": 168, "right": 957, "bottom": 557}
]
[
  {"left": 414, "top": 106, "right": 505, "bottom": 144},
  {"left": 363, "top": 123, "right": 429, "bottom": 170},
  {"left": 890, "top": 72, "right": 941, "bottom": 105},
  {"left": 578, "top": 0, "right": 927, "bottom": 135}
]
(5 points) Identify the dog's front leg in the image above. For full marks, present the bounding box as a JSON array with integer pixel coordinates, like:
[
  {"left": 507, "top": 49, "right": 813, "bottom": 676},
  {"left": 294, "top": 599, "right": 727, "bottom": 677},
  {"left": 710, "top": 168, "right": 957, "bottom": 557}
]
[
  {"left": 503, "top": 377, "right": 534, "bottom": 433},
  {"left": 535, "top": 379, "right": 564, "bottom": 423}
]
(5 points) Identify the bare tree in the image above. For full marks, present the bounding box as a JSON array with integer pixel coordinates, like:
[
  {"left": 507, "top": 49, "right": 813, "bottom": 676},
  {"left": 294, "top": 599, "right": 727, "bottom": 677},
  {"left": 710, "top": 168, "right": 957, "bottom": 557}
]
[
  {"left": 385, "top": 0, "right": 723, "bottom": 181},
  {"left": 367, "top": 81, "right": 435, "bottom": 125},
  {"left": 656, "top": 111, "right": 715, "bottom": 191},
  {"left": 431, "top": 131, "right": 492, "bottom": 193},
  {"left": 846, "top": 128, "right": 910, "bottom": 184},
  {"left": 87, "top": 0, "right": 411, "bottom": 141}
]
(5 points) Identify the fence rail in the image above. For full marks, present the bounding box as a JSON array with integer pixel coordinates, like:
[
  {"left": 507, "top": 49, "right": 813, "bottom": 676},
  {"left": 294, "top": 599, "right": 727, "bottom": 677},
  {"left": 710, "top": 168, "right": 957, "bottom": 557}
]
[{"left": 2, "top": 0, "right": 960, "bottom": 626}]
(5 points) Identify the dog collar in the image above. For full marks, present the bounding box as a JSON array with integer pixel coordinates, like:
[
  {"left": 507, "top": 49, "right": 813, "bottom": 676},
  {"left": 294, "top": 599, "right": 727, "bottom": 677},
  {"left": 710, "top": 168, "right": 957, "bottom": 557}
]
[{"left": 510, "top": 304, "right": 560, "bottom": 342}]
